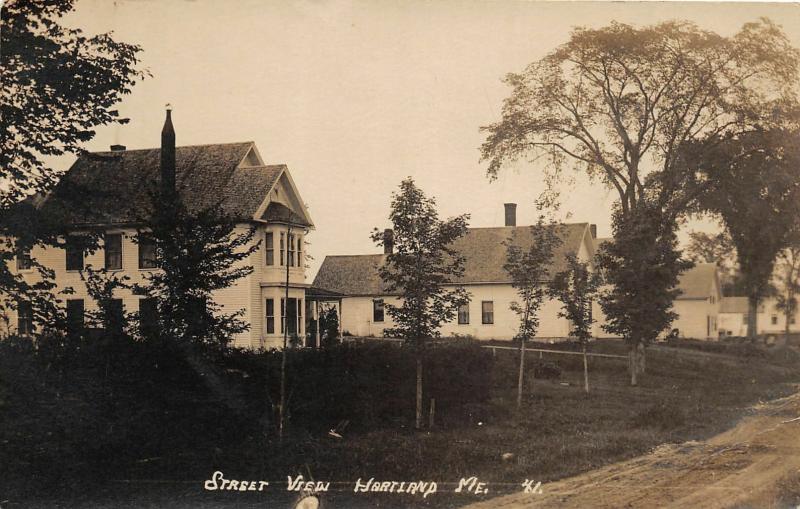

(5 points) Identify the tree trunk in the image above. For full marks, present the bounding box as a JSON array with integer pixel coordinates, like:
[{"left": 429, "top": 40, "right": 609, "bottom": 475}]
[
  {"left": 747, "top": 295, "right": 758, "bottom": 341},
  {"left": 415, "top": 355, "right": 423, "bottom": 430},
  {"left": 629, "top": 344, "right": 638, "bottom": 386},
  {"left": 582, "top": 344, "right": 589, "bottom": 394},
  {"left": 517, "top": 339, "right": 526, "bottom": 410}
]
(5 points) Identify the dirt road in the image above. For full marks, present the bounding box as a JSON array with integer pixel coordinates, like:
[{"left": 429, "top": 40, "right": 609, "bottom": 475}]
[{"left": 464, "top": 389, "right": 800, "bottom": 509}]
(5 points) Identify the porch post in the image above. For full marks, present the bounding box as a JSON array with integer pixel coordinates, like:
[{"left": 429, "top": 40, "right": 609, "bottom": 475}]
[{"left": 315, "top": 300, "right": 321, "bottom": 349}]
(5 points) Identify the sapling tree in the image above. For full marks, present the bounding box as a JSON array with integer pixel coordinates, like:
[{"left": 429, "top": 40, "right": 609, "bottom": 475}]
[
  {"left": 549, "top": 254, "right": 602, "bottom": 393},
  {"left": 371, "top": 178, "right": 469, "bottom": 429},
  {"left": 597, "top": 203, "right": 692, "bottom": 385},
  {"left": 504, "top": 219, "right": 561, "bottom": 409}
]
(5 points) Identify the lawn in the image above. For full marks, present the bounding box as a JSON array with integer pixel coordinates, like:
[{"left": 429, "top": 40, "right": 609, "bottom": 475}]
[{"left": 2, "top": 339, "right": 799, "bottom": 508}]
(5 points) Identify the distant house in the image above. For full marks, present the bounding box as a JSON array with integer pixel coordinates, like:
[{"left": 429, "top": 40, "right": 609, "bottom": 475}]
[
  {"left": 3, "top": 111, "right": 314, "bottom": 349},
  {"left": 669, "top": 263, "right": 722, "bottom": 340},
  {"left": 719, "top": 296, "right": 749, "bottom": 337},
  {"left": 313, "top": 204, "right": 599, "bottom": 340},
  {"left": 719, "top": 296, "right": 799, "bottom": 337}
]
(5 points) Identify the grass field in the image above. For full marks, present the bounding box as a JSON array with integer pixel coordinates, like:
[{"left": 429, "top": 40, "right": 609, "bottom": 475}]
[{"left": 3, "top": 339, "right": 799, "bottom": 508}]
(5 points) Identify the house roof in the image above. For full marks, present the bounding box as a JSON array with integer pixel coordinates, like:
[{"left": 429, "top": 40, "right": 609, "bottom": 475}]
[
  {"left": 720, "top": 296, "right": 749, "bottom": 313},
  {"left": 676, "top": 263, "right": 720, "bottom": 300},
  {"left": 313, "top": 223, "right": 591, "bottom": 296},
  {"left": 37, "top": 142, "right": 297, "bottom": 225}
]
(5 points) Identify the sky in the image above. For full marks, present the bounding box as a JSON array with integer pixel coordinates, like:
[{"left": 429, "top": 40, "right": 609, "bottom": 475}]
[{"left": 56, "top": 0, "right": 800, "bottom": 278}]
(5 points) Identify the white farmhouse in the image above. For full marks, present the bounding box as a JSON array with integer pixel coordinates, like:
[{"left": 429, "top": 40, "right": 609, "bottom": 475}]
[
  {"left": 3, "top": 111, "right": 313, "bottom": 349},
  {"left": 313, "top": 205, "right": 599, "bottom": 341}
]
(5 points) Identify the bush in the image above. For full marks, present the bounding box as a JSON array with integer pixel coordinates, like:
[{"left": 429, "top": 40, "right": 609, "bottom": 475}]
[{"left": 225, "top": 341, "right": 494, "bottom": 432}]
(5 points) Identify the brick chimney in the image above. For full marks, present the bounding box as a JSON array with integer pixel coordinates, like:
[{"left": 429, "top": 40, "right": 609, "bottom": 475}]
[
  {"left": 590, "top": 224, "right": 597, "bottom": 238},
  {"left": 160, "top": 106, "right": 176, "bottom": 197},
  {"left": 504, "top": 203, "right": 517, "bottom": 227},
  {"left": 383, "top": 229, "right": 394, "bottom": 254}
]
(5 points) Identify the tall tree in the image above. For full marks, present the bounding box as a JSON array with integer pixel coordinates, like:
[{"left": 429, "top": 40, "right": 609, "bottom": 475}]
[
  {"left": 1, "top": 0, "right": 147, "bottom": 208},
  {"left": 481, "top": 18, "right": 798, "bottom": 373},
  {"left": 549, "top": 254, "right": 602, "bottom": 393},
  {"left": 1, "top": 0, "right": 146, "bottom": 329},
  {"left": 504, "top": 218, "right": 561, "bottom": 409},
  {"left": 371, "top": 178, "right": 469, "bottom": 430},
  {"left": 597, "top": 204, "right": 692, "bottom": 385},
  {"left": 680, "top": 129, "right": 800, "bottom": 339}
]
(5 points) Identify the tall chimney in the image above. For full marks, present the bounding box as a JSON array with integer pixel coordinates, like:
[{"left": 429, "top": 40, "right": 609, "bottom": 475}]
[
  {"left": 504, "top": 203, "right": 517, "bottom": 227},
  {"left": 160, "top": 106, "right": 176, "bottom": 197},
  {"left": 383, "top": 229, "right": 394, "bottom": 255},
  {"left": 590, "top": 224, "right": 597, "bottom": 238}
]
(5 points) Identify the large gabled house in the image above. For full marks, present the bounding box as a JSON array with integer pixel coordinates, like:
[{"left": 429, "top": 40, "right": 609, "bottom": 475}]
[
  {"left": 313, "top": 204, "right": 600, "bottom": 340},
  {"left": 3, "top": 111, "right": 313, "bottom": 349}
]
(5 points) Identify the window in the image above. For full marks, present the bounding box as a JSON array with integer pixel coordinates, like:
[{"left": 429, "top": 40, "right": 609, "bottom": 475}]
[
  {"left": 280, "top": 233, "right": 285, "bottom": 266},
  {"left": 66, "top": 299, "right": 84, "bottom": 335},
  {"left": 15, "top": 246, "right": 31, "bottom": 271},
  {"left": 481, "top": 301, "right": 494, "bottom": 325},
  {"left": 265, "top": 232, "right": 274, "bottom": 266},
  {"left": 105, "top": 233, "right": 123, "bottom": 270},
  {"left": 458, "top": 303, "right": 469, "bottom": 324},
  {"left": 138, "top": 235, "right": 158, "bottom": 269},
  {"left": 17, "top": 301, "right": 33, "bottom": 335},
  {"left": 771, "top": 315, "right": 778, "bottom": 325},
  {"left": 288, "top": 234, "right": 296, "bottom": 267},
  {"left": 266, "top": 299, "right": 275, "bottom": 334},
  {"left": 65, "top": 236, "right": 84, "bottom": 271},
  {"left": 280, "top": 298, "right": 285, "bottom": 334},
  {"left": 298, "top": 299, "right": 302, "bottom": 335},
  {"left": 297, "top": 235, "right": 303, "bottom": 267},
  {"left": 742, "top": 314, "right": 748, "bottom": 325},
  {"left": 373, "top": 299, "right": 385, "bottom": 323},
  {"left": 139, "top": 298, "right": 158, "bottom": 339},
  {"left": 106, "top": 299, "right": 124, "bottom": 334}
]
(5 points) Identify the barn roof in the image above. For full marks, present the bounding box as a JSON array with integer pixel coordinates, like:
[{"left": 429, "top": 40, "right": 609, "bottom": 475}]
[
  {"left": 676, "top": 263, "right": 720, "bottom": 300},
  {"left": 36, "top": 142, "right": 298, "bottom": 226},
  {"left": 313, "top": 223, "right": 591, "bottom": 296}
]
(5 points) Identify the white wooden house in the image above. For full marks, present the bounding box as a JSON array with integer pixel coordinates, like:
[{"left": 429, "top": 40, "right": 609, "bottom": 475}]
[
  {"left": 3, "top": 111, "right": 314, "bottom": 350},
  {"left": 313, "top": 205, "right": 600, "bottom": 340}
]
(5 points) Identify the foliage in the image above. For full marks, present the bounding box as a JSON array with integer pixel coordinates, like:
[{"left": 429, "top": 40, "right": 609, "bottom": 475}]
[
  {"left": 370, "top": 178, "right": 470, "bottom": 345},
  {"left": 680, "top": 128, "right": 800, "bottom": 336},
  {"left": 597, "top": 203, "right": 692, "bottom": 348},
  {"left": 481, "top": 19, "right": 799, "bottom": 217},
  {"left": 320, "top": 306, "right": 341, "bottom": 348},
  {"left": 504, "top": 218, "right": 561, "bottom": 341},
  {"left": 135, "top": 188, "right": 259, "bottom": 354},
  {"left": 79, "top": 265, "right": 132, "bottom": 336},
  {"left": 549, "top": 253, "right": 602, "bottom": 344},
  {"left": 0, "top": 0, "right": 148, "bottom": 208}
]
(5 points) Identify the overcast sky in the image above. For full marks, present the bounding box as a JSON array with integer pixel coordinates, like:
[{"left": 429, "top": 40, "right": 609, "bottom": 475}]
[{"left": 58, "top": 0, "right": 800, "bottom": 278}]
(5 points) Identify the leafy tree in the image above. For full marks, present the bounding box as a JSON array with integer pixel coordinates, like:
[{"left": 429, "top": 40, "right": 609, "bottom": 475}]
[
  {"left": 1, "top": 0, "right": 147, "bottom": 207},
  {"left": 481, "top": 18, "right": 798, "bottom": 374},
  {"left": 1, "top": 0, "right": 146, "bottom": 330},
  {"left": 597, "top": 203, "right": 692, "bottom": 385},
  {"left": 136, "top": 199, "right": 258, "bottom": 354},
  {"left": 319, "top": 306, "right": 341, "bottom": 348},
  {"left": 503, "top": 218, "right": 561, "bottom": 409},
  {"left": 371, "top": 178, "right": 469, "bottom": 429},
  {"left": 685, "top": 229, "right": 744, "bottom": 296},
  {"left": 680, "top": 129, "right": 800, "bottom": 339},
  {"left": 549, "top": 254, "right": 602, "bottom": 393}
]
